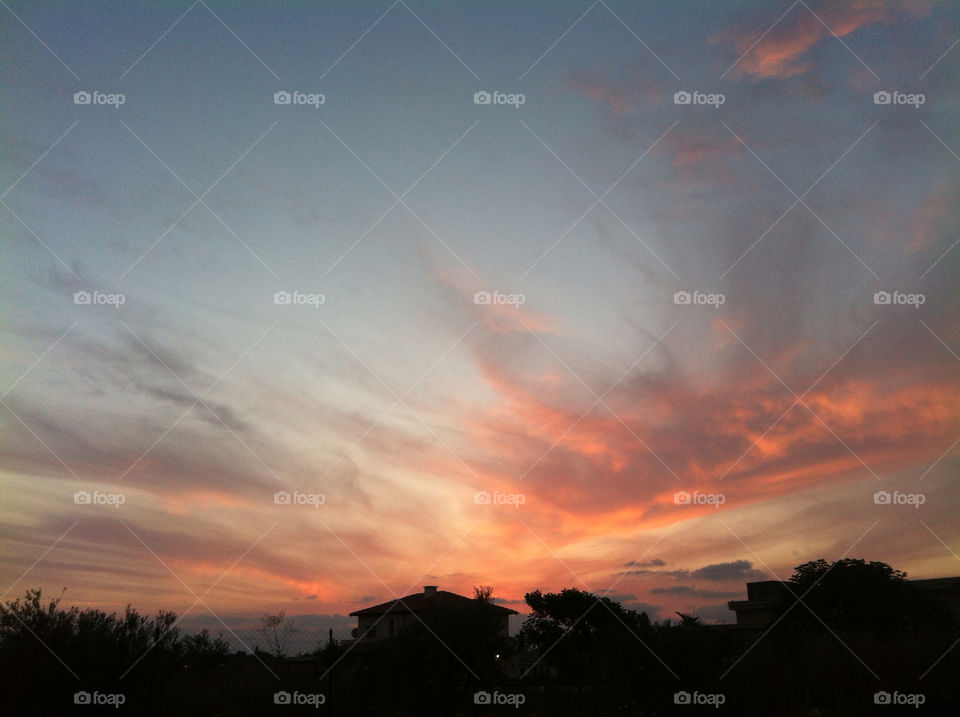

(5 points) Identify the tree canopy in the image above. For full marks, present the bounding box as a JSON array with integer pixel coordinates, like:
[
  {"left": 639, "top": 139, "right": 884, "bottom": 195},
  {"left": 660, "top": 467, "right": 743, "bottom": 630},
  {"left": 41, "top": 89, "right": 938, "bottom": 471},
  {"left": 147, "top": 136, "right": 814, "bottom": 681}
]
[{"left": 782, "top": 558, "right": 955, "bottom": 633}]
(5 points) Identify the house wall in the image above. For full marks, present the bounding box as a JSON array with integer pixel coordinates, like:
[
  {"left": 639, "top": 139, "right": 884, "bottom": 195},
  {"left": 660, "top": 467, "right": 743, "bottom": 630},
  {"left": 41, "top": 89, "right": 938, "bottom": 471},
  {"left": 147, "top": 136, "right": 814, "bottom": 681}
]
[
  {"left": 357, "top": 613, "right": 417, "bottom": 640},
  {"left": 356, "top": 612, "right": 510, "bottom": 640}
]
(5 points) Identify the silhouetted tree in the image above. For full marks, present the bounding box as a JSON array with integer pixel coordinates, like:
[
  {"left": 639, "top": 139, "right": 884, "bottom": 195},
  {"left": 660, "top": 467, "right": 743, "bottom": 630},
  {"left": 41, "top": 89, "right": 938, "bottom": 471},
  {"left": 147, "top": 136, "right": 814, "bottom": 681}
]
[
  {"left": 782, "top": 558, "right": 955, "bottom": 634},
  {"left": 723, "top": 559, "right": 960, "bottom": 716},
  {"left": 0, "top": 588, "right": 229, "bottom": 715},
  {"left": 676, "top": 611, "right": 702, "bottom": 627},
  {"left": 518, "top": 587, "right": 655, "bottom": 689},
  {"left": 257, "top": 612, "right": 297, "bottom": 657},
  {"left": 181, "top": 628, "right": 230, "bottom": 667},
  {"left": 474, "top": 585, "right": 494, "bottom": 603}
]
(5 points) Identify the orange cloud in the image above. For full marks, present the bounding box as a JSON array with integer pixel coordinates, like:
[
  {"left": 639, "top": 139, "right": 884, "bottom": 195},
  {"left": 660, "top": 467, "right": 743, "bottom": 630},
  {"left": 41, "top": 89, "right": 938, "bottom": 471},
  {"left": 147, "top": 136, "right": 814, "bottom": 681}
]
[
  {"left": 713, "top": 0, "right": 933, "bottom": 81},
  {"left": 458, "top": 339, "right": 960, "bottom": 542}
]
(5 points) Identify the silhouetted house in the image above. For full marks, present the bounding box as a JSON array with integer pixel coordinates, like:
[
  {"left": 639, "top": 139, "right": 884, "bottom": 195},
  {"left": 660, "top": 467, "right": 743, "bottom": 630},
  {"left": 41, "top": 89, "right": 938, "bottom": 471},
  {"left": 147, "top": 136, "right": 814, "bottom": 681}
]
[
  {"left": 727, "top": 581, "right": 791, "bottom": 626},
  {"left": 727, "top": 576, "right": 960, "bottom": 627},
  {"left": 349, "top": 585, "right": 517, "bottom": 641},
  {"left": 913, "top": 577, "right": 960, "bottom": 623}
]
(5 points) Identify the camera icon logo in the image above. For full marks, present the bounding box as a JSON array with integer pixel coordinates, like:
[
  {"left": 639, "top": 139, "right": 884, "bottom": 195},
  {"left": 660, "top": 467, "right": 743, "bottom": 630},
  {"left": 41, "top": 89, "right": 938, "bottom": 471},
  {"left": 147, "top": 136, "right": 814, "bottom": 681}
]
[
  {"left": 674, "top": 691, "right": 692, "bottom": 704},
  {"left": 874, "top": 291, "right": 891, "bottom": 304},
  {"left": 873, "top": 91, "right": 891, "bottom": 105},
  {"left": 674, "top": 491, "right": 691, "bottom": 505},
  {"left": 274, "top": 491, "right": 291, "bottom": 505},
  {"left": 874, "top": 691, "right": 891, "bottom": 704},
  {"left": 474, "top": 691, "right": 492, "bottom": 704},
  {"left": 74, "top": 91, "right": 91, "bottom": 105},
  {"left": 274, "top": 291, "right": 291, "bottom": 305},
  {"left": 474, "top": 91, "right": 491, "bottom": 105},
  {"left": 74, "top": 691, "right": 92, "bottom": 704},
  {"left": 74, "top": 491, "right": 92, "bottom": 505},
  {"left": 74, "top": 291, "right": 91, "bottom": 305},
  {"left": 474, "top": 491, "right": 492, "bottom": 505},
  {"left": 873, "top": 491, "right": 891, "bottom": 505},
  {"left": 274, "top": 690, "right": 292, "bottom": 704},
  {"left": 673, "top": 91, "right": 691, "bottom": 105},
  {"left": 274, "top": 91, "right": 291, "bottom": 105},
  {"left": 474, "top": 291, "right": 491, "bottom": 305},
  {"left": 673, "top": 290, "right": 691, "bottom": 305}
]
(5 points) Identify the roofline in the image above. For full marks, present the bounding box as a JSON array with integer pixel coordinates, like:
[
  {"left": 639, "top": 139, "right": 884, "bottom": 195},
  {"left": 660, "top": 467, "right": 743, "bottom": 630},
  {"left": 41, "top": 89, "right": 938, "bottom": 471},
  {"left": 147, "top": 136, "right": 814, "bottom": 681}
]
[
  {"left": 911, "top": 577, "right": 960, "bottom": 586},
  {"left": 349, "top": 590, "right": 519, "bottom": 616},
  {"left": 350, "top": 605, "right": 519, "bottom": 616}
]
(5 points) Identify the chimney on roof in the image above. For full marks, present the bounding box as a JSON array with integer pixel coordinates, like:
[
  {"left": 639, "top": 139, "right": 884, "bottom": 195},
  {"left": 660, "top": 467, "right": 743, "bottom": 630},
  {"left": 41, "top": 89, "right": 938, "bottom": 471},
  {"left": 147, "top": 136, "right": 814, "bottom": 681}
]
[{"left": 424, "top": 585, "right": 438, "bottom": 594}]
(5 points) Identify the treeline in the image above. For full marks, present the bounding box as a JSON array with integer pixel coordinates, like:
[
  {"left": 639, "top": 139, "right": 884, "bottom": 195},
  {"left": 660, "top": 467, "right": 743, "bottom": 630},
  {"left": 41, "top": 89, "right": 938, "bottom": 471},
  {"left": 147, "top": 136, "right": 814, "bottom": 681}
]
[
  {"left": 2, "top": 559, "right": 958, "bottom": 715},
  {"left": 0, "top": 589, "right": 229, "bottom": 714}
]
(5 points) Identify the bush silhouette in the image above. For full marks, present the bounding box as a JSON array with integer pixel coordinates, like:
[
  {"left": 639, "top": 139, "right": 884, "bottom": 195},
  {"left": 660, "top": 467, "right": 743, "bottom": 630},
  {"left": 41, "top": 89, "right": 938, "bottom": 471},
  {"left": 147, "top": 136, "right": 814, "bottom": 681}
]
[{"left": 0, "top": 588, "right": 228, "bottom": 715}]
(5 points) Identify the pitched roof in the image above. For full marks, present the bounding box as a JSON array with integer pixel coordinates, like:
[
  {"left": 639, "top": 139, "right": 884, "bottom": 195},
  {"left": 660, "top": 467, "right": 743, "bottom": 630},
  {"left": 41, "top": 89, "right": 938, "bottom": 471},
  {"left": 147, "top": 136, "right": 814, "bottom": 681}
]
[{"left": 349, "top": 589, "right": 518, "bottom": 617}]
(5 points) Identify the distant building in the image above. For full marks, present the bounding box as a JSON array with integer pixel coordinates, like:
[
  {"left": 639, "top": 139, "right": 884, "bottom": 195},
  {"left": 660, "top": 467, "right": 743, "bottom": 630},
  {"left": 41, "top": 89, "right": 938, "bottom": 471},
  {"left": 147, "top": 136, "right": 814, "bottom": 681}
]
[
  {"left": 727, "top": 577, "right": 960, "bottom": 626},
  {"left": 727, "top": 581, "right": 791, "bottom": 626},
  {"left": 349, "top": 585, "right": 517, "bottom": 641}
]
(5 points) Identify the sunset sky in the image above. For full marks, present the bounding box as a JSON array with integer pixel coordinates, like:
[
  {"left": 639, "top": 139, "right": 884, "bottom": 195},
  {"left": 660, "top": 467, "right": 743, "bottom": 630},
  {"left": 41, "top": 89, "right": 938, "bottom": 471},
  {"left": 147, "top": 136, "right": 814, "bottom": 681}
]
[{"left": 2, "top": 0, "right": 959, "bottom": 648}]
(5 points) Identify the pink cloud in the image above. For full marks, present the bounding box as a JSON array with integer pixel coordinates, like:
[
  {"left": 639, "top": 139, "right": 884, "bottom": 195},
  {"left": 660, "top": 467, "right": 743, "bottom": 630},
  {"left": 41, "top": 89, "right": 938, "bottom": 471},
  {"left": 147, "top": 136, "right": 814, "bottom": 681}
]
[
  {"left": 712, "top": 0, "right": 933, "bottom": 81},
  {"left": 456, "top": 331, "right": 960, "bottom": 537}
]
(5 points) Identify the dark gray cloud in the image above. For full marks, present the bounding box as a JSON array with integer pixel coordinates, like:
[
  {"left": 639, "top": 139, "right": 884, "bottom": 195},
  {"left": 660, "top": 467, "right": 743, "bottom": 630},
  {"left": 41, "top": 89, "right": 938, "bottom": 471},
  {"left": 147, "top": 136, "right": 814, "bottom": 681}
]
[
  {"left": 650, "top": 585, "right": 742, "bottom": 599},
  {"left": 691, "top": 560, "right": 767, "bottom": 582},
  {"left": 621, "top": 558, "right": 666, "bottom": 569},
  {"left": 622, "top": 559, "right": 766, "bottom": 584}
]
